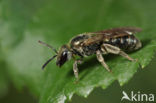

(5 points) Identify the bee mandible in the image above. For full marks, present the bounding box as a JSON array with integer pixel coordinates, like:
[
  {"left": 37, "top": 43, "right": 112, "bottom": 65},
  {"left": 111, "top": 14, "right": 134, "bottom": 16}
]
[{"left": 39, "top": 27, "right": 142, "bottom": 81}]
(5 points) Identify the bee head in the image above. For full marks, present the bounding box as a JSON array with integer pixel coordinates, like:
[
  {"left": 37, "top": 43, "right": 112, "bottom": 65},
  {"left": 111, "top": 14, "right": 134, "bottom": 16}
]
[
  {"left": 56, "top": 45, "right": 72, "bottom": 67},
  {"left": 38, "top": 41, "right": 72, "bottom": 69}
]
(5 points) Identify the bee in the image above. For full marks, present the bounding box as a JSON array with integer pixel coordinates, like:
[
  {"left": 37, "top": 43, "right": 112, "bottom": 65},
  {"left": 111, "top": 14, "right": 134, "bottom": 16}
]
[{"left": 39, "top": 27, "right": 142, "bottom": 81}]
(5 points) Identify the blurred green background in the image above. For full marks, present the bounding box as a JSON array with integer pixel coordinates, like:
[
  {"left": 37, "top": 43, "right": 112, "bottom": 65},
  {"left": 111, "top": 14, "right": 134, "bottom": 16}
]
[{"left": 0, "top": 0, "right": 156, "bottom": 103}]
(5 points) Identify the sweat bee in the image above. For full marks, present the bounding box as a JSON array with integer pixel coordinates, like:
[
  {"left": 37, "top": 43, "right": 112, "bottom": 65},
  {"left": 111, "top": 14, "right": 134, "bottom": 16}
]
[{"left": 39, "top": 27, "right": 142, "bottom": 81}]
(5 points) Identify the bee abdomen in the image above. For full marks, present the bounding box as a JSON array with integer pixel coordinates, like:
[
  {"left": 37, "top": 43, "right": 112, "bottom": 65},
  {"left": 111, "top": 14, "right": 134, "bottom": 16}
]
[{"left": 105, "top": 35, "right": 142, "bottom": 51}]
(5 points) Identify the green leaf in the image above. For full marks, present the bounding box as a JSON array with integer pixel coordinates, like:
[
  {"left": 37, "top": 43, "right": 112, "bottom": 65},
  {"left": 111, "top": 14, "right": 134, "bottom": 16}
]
[{"left": 0, "top": 0, "right": 156, "bottom": 103}]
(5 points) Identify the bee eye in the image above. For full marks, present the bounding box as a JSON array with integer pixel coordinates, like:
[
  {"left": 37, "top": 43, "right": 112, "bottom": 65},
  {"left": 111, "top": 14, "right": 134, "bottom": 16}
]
[
  {"left": 61, "top": 52, "right": 67, "bottom": 60},
  {"left": 56, "top": 51, "right": 68, "bottom": 67},
  {"left": 63, "top": 52, "right": 67, "bottom": 56}
]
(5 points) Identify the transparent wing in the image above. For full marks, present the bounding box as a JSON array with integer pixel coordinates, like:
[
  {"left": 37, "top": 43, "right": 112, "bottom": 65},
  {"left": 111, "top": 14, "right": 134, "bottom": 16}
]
[
  {"left": 93, "top": 27, "right": 142, "bottom": 37},
  {"left": 84, "top": 27, "right": 142, "bottom": 45}
]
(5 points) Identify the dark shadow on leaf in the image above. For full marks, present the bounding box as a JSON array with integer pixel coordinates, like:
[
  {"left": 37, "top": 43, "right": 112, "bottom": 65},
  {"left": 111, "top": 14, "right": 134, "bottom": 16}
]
[
  {"left": 79, "top": 54, "right": 119, "bottom": 80},
  {"left": 142, "top": 39, "right": 151, "bottom": 48}
]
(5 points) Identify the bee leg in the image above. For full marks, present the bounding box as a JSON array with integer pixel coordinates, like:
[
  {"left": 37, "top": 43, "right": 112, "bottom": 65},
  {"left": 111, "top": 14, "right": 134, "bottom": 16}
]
[
  {"left": 102, "top": 44, "right": 136, "bottom": 61},
  {"left": 96, "top": 50, "right": 112, "bottom": 72},
  {"left": 73, "top": 59, "right": 82, "bottom": 81}
]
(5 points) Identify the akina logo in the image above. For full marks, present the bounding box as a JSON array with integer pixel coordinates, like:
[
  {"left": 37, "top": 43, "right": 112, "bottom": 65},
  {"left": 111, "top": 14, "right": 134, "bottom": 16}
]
[{"left": 121, "top": 91, "right": 155, "bottom": 102}]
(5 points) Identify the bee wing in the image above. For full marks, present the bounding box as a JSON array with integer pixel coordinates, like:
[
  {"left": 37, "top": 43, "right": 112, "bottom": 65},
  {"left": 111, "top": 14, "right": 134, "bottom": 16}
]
[
  {"left": 93, "top": 27, "right": 142, "bottom": 37},
  {"left": 84, "top": 27, "right": 141, "bottom": 45}
]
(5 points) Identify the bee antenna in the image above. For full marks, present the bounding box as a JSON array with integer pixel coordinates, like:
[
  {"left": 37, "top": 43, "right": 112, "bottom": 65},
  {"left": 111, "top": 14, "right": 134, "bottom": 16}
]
[
  {"left": 38, "top": 40, "right": 58, "bottom": 54},
  {"left": 42, "top": 55, "right": 57, "bottom": 70}
]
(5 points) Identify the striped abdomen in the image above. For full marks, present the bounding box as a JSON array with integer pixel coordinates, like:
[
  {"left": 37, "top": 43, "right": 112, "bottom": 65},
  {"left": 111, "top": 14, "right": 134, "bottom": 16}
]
[{"left": 104, "top": 35, "right": 142, "bottom": 51}]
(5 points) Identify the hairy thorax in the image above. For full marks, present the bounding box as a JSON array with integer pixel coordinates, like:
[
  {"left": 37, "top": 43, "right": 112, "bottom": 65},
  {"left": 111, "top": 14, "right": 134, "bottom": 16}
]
[{"left": 70, "top": 34, "right": 102, "bottom": 57}]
